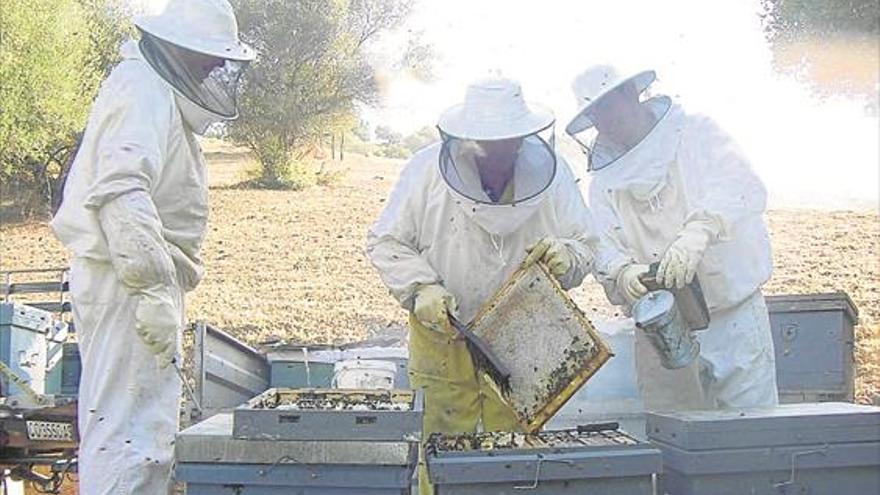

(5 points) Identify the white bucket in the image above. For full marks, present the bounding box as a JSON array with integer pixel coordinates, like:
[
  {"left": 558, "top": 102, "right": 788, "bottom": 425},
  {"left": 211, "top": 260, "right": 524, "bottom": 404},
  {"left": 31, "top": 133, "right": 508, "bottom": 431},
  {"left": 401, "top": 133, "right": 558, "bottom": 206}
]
[{"left": 332, "top": 359, "right": 397, "bottom": 390}]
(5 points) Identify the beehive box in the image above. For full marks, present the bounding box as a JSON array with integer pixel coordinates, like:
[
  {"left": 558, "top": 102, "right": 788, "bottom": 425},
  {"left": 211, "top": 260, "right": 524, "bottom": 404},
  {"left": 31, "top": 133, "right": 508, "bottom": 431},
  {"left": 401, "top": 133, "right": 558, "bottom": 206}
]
[
  {"left": 470, "top": 262, "right": 612, "bottom": 432},
  {"left": 647, "top": 402, "right": 880, "bottom": 495},
  {"left": 0, "top": 303, "right": 51, "bottom": 397},
  {"left": 266, "top": 344, "right": 409, "bottom": 389},
  {"left": 233, "top": 388, "right": 423, "bottom": 442},
  {"left": 766, "top": 293, "right": 858, "bottom": 403},
  {"left": 425, "top": 427, "right": 661, "bottom": 494},
  {"left": 177, "top": 413, "right": 417, "bottom": 494}
]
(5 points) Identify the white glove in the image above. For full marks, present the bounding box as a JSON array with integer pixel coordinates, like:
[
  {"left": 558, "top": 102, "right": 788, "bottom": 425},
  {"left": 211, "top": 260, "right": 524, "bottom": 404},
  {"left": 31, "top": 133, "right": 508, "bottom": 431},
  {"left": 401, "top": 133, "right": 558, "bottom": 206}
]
[
  {"left": 97, "top": 192, "right": 176, "bottom": 290},
  {"left": 617, "top": 263, "right": 651, "bottom": 304},
  {"left": 657, "top": 223, "right": 715, "bottom": 290},
  {"left": 524, "top": 238, "right": 574, "bottom": 280},
  {"left": 135, "top": 287, "right": 180, "bottom": 368},
  {"left": 413, "top": 284, "right": 459, "bottom": 332}
]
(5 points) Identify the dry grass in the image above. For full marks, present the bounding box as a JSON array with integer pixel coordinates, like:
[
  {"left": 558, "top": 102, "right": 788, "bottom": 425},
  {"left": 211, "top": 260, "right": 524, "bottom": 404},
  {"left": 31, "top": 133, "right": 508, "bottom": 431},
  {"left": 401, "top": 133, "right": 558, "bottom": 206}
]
[{"left": 1, "top": 142, "right": 877, "bottom": 406}]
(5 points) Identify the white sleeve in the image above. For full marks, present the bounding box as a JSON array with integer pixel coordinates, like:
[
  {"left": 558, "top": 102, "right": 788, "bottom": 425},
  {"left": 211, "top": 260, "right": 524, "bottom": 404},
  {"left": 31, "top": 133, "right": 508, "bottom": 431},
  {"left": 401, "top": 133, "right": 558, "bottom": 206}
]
[
  {"left": 588, "top": 181, "right": 637, "bottom": 307},
  {"left": 98, "top": 191, "right": 177, "bottom": 292},
  {"left": 84, "top": 66, "right": 177, "bottom": 292},
  {"left": 552, "top": 158, "right": 599, "bottom": 290},
  {"left": 366, "top": 153, "right": 442, "bottom": 310},
  {"left": 83, "top": 66, "right": 173, "bottom": 210},
  {"left": 681, "top": 115, "right": 768, "bottom": 241}
]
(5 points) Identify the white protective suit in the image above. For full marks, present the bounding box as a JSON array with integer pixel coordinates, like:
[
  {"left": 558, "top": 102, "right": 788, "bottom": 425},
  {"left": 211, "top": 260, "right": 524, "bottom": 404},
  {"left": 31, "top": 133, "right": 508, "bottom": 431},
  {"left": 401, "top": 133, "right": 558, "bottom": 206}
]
[
  {"left": 589, "top": 101, "right": 779, "bottom": 410},
  {"left": 50, "top": 41, "right": 208, "bottom": 494},
  {"left": 368, "top": 142, "right": 596, "bottom": 323}
]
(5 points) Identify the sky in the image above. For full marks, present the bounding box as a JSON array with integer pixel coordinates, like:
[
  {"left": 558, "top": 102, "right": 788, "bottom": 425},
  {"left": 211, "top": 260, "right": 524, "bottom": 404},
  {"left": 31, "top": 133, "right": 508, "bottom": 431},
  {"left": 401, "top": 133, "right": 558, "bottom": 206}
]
[
  {"left": 140, "top": 0, "right": 879, "bottom": 209},
  {"left": 370, "top": 0, "right": 879, "bottom": 209}
]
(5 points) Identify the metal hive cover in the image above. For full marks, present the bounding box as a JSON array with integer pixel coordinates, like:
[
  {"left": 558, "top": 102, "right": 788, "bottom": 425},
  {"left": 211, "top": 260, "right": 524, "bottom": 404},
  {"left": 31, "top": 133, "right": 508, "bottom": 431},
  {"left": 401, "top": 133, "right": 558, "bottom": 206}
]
[
  {"left": 646, "top": 402, "right": 880, "bottom": 450},
  {"left": 470, "top": 262, "right": 613, "bottom": 433},
  {"left": 177, "top": 413, "right": 415, "bottom": 465}
]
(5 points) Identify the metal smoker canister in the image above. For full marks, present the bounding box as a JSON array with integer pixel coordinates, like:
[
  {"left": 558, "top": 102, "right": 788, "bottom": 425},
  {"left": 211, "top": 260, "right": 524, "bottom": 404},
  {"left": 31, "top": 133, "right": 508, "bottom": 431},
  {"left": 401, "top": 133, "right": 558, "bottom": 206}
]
[{"left": 632, "top": 290, "right": 700, "bottom": 369}]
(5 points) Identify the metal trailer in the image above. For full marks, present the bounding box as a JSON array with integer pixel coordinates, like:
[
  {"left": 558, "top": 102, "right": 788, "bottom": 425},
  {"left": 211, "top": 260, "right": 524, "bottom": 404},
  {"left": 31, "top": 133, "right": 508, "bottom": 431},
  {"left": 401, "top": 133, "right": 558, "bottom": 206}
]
[
  {"left": 1, "top": 269, "right": 78, "bottom": 494},
  {"left": 175, "top": 413, "right": 417, "bottom": 494},
  {"left": 647, "top": 402, "right": 880, "bottom": 495}
]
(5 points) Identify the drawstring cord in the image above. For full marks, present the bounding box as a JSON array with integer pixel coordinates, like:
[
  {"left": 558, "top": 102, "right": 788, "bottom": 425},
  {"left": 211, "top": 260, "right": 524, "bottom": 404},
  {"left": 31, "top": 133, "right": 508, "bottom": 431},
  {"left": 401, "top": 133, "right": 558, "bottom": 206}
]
[{"left": 490, "top": 234, "right": 505, "bottom": 265}]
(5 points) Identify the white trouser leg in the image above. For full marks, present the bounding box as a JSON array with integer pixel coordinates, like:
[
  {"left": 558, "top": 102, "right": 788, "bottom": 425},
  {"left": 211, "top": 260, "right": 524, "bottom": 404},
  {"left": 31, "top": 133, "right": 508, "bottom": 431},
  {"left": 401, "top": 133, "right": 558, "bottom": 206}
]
[
  {"left": 634, "top": 322, "right": 708, "bottom": 412},
  {"left": 698, "top": 291, "right": 779, "bottom": 409},
  {"left": 71, "top": 258, "right": 182, "bottom": 495}
]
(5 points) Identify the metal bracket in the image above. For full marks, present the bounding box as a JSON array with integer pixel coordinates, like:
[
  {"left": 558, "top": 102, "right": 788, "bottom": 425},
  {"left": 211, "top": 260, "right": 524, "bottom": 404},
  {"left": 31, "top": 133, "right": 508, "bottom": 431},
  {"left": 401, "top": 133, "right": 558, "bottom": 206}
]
[
  {"left": 513, "top": 454, "right": 575, "bottom": 490},
  {"left": 257, "top": 454, "right": 318, "bottom": 480},
  {"left": 773, "top": 444, "right": 829, "bottom": 490}
]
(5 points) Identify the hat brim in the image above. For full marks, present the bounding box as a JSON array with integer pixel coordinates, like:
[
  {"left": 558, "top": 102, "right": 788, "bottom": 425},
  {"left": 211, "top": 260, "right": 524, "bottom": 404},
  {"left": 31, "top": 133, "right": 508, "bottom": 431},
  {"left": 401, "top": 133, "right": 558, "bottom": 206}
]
[
  {"left": 565, "top": 70, "right": 656, "bottom": 136},
  {"left": 438, "top": 102, "right": 555, "bottom": 141},
  {"left": 135, "top": 17, "right": 256, "bottom": 61}
]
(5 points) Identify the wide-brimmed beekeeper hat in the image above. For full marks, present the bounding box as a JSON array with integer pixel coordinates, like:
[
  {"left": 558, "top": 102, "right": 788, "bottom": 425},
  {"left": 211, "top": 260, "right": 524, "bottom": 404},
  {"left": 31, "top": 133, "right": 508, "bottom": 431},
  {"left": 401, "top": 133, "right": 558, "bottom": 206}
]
[
  {"left": 566, "top": 64, "right": 655, "bottom": 135},
  {"left": 438, "top": 78, "right": 555, "bottom": 140},
  {"left": 134, "top": 0, "right": 255, "bottom": 61}
]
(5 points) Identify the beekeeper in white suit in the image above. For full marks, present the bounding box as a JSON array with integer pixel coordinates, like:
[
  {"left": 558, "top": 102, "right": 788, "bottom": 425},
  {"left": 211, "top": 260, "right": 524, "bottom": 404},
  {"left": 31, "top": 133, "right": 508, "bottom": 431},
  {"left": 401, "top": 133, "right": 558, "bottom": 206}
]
[
  {"left": 566, "top": 64, "right": 778, "bottom": 411},
  {"left": 368, "top": 78, "right": 597, "bottom": 493},
  {"left": 50, "top": 0, "right": 254, "bottom": 492}
]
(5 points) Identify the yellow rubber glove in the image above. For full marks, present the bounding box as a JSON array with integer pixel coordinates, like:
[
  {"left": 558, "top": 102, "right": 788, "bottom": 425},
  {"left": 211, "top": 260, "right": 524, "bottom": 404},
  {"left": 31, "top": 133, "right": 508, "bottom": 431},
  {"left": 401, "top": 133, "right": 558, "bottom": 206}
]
[
  {"left": 413, "top": 284, "right": 459, "bottom": 332},
  {"left": 524, "top": 238, "right": 573, "bottom": 279},
  {"left": 617, "top": 263, "right": 651, "bottom": 304},
  {"left": 135, "top": 286, "right": 180, "bottom": 369},
  {"left": 657, "top": 227, "right": 713, "bottom": 290}
]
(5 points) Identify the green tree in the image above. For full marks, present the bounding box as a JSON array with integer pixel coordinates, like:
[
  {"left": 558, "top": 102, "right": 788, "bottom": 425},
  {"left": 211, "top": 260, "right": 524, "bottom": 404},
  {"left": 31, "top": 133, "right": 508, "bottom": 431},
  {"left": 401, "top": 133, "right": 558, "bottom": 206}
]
[
  {"left": 0, "top": 0, "right": 131, "bottom": 218},
  {"left": 764, "top": 0, "right": 879, "bottom": 36},
  {"left": 228, "top": 0, "right": 414, "bottom": 189},
  {"left": 402, "top": 125, "right": 438, "bottom": 153},
  {"left": 375, "top": 125, "right": 403, "bottom": 145}
]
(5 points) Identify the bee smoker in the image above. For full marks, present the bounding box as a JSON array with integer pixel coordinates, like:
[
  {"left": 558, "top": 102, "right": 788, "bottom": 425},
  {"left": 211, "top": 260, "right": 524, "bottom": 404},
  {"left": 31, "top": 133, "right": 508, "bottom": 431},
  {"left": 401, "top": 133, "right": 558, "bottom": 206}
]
[
  {"left": 631, "top": 263, "right": 710, "bottom": 369},
  {"left": 632, "top": 290, "right": 700, "bottom": 369}
]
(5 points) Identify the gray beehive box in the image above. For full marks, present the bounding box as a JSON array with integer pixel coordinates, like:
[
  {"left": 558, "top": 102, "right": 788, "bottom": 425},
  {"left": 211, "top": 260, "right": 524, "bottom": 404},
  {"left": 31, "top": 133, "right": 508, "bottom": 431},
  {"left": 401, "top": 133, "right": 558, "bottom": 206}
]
[
  {"left": 766, "top": 293, "right": 858, "bottom": 403},
  {"left": 647, "top": 402, "right": 880, "bottom": 495},
  {"left": 176, "top": 413, "right": 417, "bottom": 494},
  {"left": 426, "top": 428, "right": 661, "bottom": 494},
  {"left": 233, "top": 388, "right": 423, "bottom": 442}
]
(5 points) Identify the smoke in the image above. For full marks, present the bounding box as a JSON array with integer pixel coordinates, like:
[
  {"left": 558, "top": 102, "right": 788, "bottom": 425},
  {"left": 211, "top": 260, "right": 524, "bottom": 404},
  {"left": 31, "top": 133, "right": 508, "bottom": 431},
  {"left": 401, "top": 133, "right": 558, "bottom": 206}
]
[{"left": 375, "top": 0, "right": 879, "bottom": 210}]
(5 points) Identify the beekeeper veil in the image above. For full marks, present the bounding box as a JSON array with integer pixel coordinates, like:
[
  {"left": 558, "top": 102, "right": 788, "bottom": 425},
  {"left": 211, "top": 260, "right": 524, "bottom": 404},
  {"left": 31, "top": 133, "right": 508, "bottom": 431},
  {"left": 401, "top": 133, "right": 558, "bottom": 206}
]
[
  {"left": 566, "top": 66, "right": 671, "bottom": 171},
  {"left": 438, "top": 78, "right": 557, "bottom": 236},
  {"left": 134, "top": 0, "right": 256, "bottom": 133}
]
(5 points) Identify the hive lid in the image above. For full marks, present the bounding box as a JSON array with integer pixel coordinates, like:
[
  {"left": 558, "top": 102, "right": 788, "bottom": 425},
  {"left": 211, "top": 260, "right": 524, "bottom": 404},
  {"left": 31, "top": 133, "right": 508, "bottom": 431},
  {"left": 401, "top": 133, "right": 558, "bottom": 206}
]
[
  {"left": 470, "top": 262, "right": 612, "bottom": 433},
  {"left": 425, "top": 428, "right": 661, "bottom": 484},
  {"left": 176, "top": 413, "right": 415, "bottom": 465},
  {"left": 766, "top": 292, "right": 858, "bottom": 324},
  {"left": 646, "top": 402, "right": 880, "bottom": 451}
]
